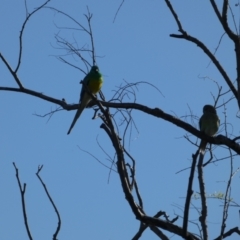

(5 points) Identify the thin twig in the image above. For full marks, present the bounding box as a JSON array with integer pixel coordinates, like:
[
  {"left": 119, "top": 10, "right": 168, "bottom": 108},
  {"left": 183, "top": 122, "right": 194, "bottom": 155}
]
[
  {"left": 36, "top": 165, "right": 61, "bottom": 240},
  {"left": 85, "top": 7, "right": 96, "bottom": 66},
  {"left": 16, "top": 0, "right": 51, "bottom": 73},
  {"left": 13, "top": 162, "right": 33, "bottom": 240},
  {"left": 113, "top": 0, "right": 125, "bottom": 23}
]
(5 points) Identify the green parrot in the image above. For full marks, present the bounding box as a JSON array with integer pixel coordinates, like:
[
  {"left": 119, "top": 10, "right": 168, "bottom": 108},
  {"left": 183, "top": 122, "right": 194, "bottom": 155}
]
[
  {"left": 199, "top": 105, "right": 220, "bottom": 153},
  {"left": 67, "top": 66, "right": 103, "bottom": 135}
]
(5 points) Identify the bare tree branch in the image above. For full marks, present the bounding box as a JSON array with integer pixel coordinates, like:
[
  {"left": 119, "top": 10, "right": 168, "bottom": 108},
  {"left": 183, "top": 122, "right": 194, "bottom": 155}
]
[
  {"left": 149, "top": 226, "right": 169, "bottom": 240},
  {"left": 1, "top": 83, "right": 240, "bottom": 154},
  {"left": 197, "top": 154, "right": 208, "bottom": 240},
  {"left": 99, "top": 104, "right": 200, "bottom": 239},
  {"left": 46, "top": 6, "right": 97, "bottom": 70},
  {"left": 132, "top": 211, "right": 174, "bottom": 240},
  {"left": 164, "top": 0, "right": 238, "bottom": 106},
  {"left": 13, "top": 163, "right": 33, "bottom": 240},
  {"left": 210, "top": 0, "right": 237, "bottom": 41},
  {"left": 85, "top": 7, "right": 96, "bottom": 66},
  {"left": 209, "top": 0, "right": 240, "bottom": 108},
  {"left": 182, "top": 151, "right": 198, "bottom": 237},
  {"left": 113, "top": 0, "right": 125, "bottom": 23},
  {"left": 16, "top": 0, "right": 51, "bottom": 73},
  {"left": 0, "top": 86, "right": 67, "bottom": 107},
  {"left": 0, "top": 53, "right": 23, "bottom": 88},
  {"left": 36, "top": 165, "right": 61, "bottom": 240},
  {"left": 170, "top": 33, "right": 237, "bottom": 100},
  {"left": 214, "top": 226, "right": 240, "bottom": 240}
]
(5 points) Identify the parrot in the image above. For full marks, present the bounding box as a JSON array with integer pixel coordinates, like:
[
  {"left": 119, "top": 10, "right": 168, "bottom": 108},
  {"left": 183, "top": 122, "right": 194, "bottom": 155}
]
[
  {"left": 67, "top": 65, "right": 103, "bottom": 135},
  {"left": 199, "top": 105, "right": 220, "bottom": 153}
]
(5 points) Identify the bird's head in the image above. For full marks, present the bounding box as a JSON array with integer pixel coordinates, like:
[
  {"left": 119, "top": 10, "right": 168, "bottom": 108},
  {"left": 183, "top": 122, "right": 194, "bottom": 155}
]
[
  {"left": 203, "top": 105, "right": 217, "bottom": 114},
  {"left": 91, "top": 65, "right": 99, "bottom": 73}
]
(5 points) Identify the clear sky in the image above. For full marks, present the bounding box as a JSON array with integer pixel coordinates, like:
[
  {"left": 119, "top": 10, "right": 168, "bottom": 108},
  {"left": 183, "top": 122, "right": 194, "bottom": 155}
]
[{"left": 1, "top": 1, "right": 239, "bottom": 239}]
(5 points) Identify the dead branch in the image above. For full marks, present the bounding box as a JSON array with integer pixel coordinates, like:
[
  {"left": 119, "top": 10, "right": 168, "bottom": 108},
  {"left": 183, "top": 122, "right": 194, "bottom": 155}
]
[
  {"left": 197, "top": 154, "right": 208, "bottom": 240},
  {"left": 36, "top": 165, "right": 61, "bottom": 240},
  {"left": 182, "top": 151, "right": 198, "bottom": 237},
  {"left": 13, "top": 162, "right": 33, "bottom": 240},
  {"left": 164, "top": 0, "right": 238, "bottom": 106},
  {"left": 16, "top": 0, "right": 51, "bottom": 73}
]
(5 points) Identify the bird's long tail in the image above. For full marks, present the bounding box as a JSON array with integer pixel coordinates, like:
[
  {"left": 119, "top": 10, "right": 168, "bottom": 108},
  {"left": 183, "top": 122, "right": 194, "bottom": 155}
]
[
  {"left": 67, "top": 95, "right": 91, "bottom": 135},
  {"left": 199, "top": 140, "right": 207, "bottom": 154}
]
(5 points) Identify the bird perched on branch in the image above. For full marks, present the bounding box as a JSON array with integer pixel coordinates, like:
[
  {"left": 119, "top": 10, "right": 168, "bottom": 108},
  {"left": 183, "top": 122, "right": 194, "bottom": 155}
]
[
  {"left": 67, "top": 66, "right": 103, "bottom": 135},
  {"left": 199, "top": 105, "right": 220, "bottom": 153}
]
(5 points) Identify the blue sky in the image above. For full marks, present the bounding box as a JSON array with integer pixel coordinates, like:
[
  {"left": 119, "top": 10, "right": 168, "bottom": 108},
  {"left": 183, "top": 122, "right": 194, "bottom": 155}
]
[{"left": 1, "top": 1, "right": 240, "bottom": 239}]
